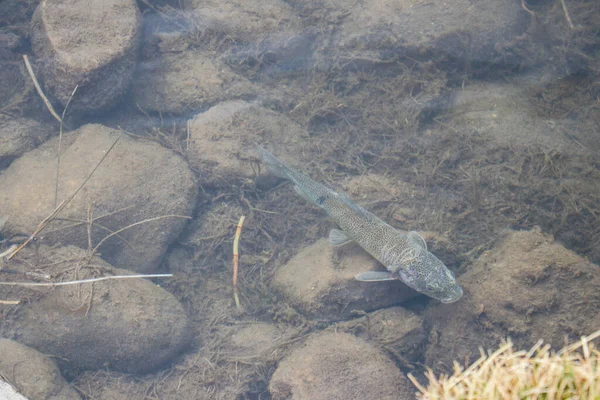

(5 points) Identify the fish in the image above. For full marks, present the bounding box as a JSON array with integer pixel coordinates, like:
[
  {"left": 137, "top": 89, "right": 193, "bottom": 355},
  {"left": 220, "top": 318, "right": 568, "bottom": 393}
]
[{"left": 256, "top": 145, "right": 463, "bottom": 303}]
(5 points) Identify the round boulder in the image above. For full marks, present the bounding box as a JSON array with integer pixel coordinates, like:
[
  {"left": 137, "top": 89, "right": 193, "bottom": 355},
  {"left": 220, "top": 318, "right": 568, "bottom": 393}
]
[
  {"left": 0, "top": 338, "right": 81, "bottom": 400},
  {"left": 31, "top": 0, "right": 141, "bottom": 112},
  {"left": 0, "top": 123, "right": 197, "bottom": 273},
  {"left": 1, "top": 245, "right": 192, "bottom": 374},
  {"left": 269, "top": 331, "right": 414, "bottom": 400},
  {"left": 272, "top": 238, "right": 419, "bottom": 321},
  {"left": 424, "top": 227, "right": 600, "bottom": 373}
]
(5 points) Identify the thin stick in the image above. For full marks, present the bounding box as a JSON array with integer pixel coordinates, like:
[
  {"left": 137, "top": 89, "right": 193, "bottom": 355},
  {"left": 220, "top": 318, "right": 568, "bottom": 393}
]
[
  {"left": 89, "top": 214, "right": 192, "bottom": 258},
  {"left": 0, "top": 273, "right": 172, "bottom": 287},
  {"left": 22, "top": 54, "right": 62, "bottom": 124},
  {"left": 559, "top": 0, "right": 574, "bottom": 29},
  {"left": 0, "top": 300, "right": 20, "bottom": 305},
  {"left": 55, "top": 85, "right": 78, "bottom": 208},
  {"left": 521, "top": 0, "right": 535, "bottom": 18},
  {"left": 8, "top": 134, "right": 123, "bottom": 260},
  {"left": 232, "top": 215, "right": 245, "bottom": 310}
]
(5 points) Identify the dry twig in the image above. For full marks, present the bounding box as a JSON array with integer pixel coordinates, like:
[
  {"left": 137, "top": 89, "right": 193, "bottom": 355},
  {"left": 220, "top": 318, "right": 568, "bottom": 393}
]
[
  {"left": 0, "top": 273, "right": 173, "bottom": 287},
  {"left": 22, "top": 54, "right": 62, "bottom": 123},
  {"left": 232, "top": 215, "right": 246, "bottom": 310},
  {"left": 55, "top": 85, "right": 78, "bottom": 207},
  {"left": 559, "top": 0, "right": 574, "bottom": 29}
]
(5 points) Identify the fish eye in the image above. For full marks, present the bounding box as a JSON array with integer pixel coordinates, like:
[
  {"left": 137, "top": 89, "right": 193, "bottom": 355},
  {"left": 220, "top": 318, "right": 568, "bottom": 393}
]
[{"left": 426, "top": 283, "right": 435, "bottom": 292}]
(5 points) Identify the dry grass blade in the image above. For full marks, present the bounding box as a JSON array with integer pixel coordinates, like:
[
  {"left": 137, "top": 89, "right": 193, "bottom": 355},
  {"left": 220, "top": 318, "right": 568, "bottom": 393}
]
[
  {"left": 55, "top": 85, "right": 78, "bottom": 207},
  {"left": 88, "top": 214, "right": 192, "bottom": 260},
  {"left": 0, "top": 300, "right": 20, "bottom": 305},
  {"left": 410, "top": 329, "right": 600, "bottom": 399},
  {"left": 559, "top": 0, "right": 574, "bottom": 29},
  {"left": 22, "top": 54, "right": 62, "bottom": 124},
  {"left": 0, "top": 273, "right": 173, "bottom": 287}
]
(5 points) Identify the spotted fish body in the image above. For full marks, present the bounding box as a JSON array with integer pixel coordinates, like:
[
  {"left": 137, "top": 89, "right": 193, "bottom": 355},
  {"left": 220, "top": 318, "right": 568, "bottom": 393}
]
[{"left": 257, "top": 146, "right": 463, "bottom": 303}]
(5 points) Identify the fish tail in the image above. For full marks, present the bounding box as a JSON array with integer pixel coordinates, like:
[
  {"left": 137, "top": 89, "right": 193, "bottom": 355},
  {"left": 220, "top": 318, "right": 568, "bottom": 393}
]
[
  {"left": 256, "top": 145, "right": 331, "bottom": 207},
  {"left": 255, "top": 145, "right": 294, "bottom": 180}
]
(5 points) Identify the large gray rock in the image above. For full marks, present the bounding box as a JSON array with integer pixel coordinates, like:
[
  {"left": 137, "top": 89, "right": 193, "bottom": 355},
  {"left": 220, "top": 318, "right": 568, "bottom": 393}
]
[
  {"left": 269, "top": 331, "right": 414, "bottom": 400},
  {"left": 424, "top": 227, "right": 600, "bottom": 373},
  {"left": 272, "top": 238, "right": 420, "bottom": 320},
  {"left": 444, "top": 79, "right": 596, "bottom": 153},
  {"left": 31, "top": 0, "right": 141, "bottom": 112},
  {"left": 0, "top": 123, "right": 197, "bottom": 273},
  {"left": 1, "top": 245, "right": 192, "bottom": 374},
  {"left": 0, "top": 338, "right": 81, "bottom": 400},
  {"left": 294, "top": 0, "right": 526, "bottom": 70},
  {"left": 132, "top": 51, "right": 258, "bottom": 115}
]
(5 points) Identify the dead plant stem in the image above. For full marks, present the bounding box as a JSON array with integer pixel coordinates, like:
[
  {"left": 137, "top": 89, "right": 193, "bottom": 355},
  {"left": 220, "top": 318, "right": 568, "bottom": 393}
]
[{"left": 22, "top": 54, "right": 62, "bottom": 123}]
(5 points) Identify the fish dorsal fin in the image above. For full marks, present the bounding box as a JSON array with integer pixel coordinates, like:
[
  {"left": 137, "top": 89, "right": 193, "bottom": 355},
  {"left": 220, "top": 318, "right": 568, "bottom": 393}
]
[
  {"left": 407, "top": 231, "right": 427, "bottom": 251},
  {"left": 338, "top": 193, "right": 376, "bottom": 223}
]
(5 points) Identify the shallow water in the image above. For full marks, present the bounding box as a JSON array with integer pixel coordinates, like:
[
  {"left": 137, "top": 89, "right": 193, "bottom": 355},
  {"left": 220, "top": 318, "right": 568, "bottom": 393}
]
[{"left": 1, "top": 0, "right": 599, "bottom": 399}]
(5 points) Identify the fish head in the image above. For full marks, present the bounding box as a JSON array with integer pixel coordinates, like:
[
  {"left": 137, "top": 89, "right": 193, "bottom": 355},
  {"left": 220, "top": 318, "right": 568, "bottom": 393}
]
[{"left": 390, "top": 249, "right": 463, "bottom": 303}]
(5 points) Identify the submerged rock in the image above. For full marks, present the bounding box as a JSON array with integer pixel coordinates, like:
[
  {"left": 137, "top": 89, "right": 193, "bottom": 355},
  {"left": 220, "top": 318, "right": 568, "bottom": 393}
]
[
  {"left": 0, "top": 338, "right": 81, "bottom": 400},
  {"left": 184, "top": 0, "right": 301, "bottom": 43},
  {"left": 269, "top": 331, "right": 413, "bottom": 400},
  {"left": 1, "top": 245, "right": 192, "bottom": 374},
  {"left": 424, "top": 227, "right": 600, "bottom": 373},
  {"left": 444, "top": 80, "right": 592, "bottom": 152},
  {"left": 334, "top": 306, "right": 426, "bottom": 363},
  {"left": 272, "top": 238, "right": 419, "bottom": 321},
  {"left": 0, "top": 123, "right": 197, "bottom": 273},
  {"left": 31, "top": 0, "right": 141, "bottom": 112},
  {"left": 187, "top": 100, "right": 308, "bottom": 183},
  {"left": 0, "top": 117, "right": 54, "bottom": 169},
  {"left": 183, "top": 0, "right": 312, "bottom": 76},
  {"left": 132, "top": 51, "right": 258, "bottom": 115}
]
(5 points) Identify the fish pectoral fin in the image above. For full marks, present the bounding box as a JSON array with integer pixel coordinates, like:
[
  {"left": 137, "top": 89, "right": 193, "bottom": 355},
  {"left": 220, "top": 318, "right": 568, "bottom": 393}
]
[
  {"left": 407, "top": 231, "right": 428, "bottom": 251},
  {"left": 328, "top": 229, "right": 353, "bottom": 247},
  {"left": 355, "top": 271, "right": 398, "bottom": 282}
]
